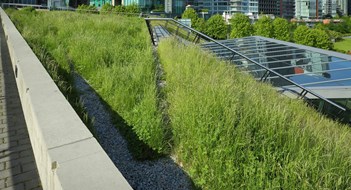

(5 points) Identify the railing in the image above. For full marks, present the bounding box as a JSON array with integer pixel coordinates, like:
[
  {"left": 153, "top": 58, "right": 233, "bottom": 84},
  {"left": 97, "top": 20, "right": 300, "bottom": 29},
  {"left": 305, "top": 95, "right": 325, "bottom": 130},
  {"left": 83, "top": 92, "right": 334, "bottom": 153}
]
[
  {"left": 1, "top": 3, "right": 48, "bottom": 9},
  {"left": 144, "top": 17, "right": 346, "bottom": 113}
]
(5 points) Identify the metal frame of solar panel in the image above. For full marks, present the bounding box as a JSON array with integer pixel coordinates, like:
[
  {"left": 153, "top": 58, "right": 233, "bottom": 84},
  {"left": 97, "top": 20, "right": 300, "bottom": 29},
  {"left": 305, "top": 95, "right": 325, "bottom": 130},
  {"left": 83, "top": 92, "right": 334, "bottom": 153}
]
[{"left": 144, "top": 18, "right": 351, "bottom": 124}]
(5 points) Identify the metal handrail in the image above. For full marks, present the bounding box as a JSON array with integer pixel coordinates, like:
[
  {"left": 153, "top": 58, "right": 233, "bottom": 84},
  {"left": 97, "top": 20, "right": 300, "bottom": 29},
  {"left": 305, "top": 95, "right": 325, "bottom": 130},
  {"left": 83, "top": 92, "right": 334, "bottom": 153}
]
[
  {"left": 1, "top": 3, "right": 48, "bottom": 9},
  {"left": 144, "top": 17, "right": 346, "bottom": 112}
]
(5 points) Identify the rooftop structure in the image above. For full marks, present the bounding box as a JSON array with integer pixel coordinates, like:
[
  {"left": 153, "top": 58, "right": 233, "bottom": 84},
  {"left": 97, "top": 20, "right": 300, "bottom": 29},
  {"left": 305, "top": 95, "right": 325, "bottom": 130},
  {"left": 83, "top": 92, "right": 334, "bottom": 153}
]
[
  {"left": 146, "top": 18, "right": 351, "bottom": 123},
  {"left": 201, "top": 36, "right": 351, "bottom": 122}
]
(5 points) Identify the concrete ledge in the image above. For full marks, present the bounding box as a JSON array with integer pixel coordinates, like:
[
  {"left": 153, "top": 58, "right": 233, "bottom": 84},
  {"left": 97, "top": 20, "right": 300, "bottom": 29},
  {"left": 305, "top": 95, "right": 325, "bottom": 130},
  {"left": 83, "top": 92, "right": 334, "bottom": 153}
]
[{"left": 0, "top": 8, "right": 132, "bottom": 190}]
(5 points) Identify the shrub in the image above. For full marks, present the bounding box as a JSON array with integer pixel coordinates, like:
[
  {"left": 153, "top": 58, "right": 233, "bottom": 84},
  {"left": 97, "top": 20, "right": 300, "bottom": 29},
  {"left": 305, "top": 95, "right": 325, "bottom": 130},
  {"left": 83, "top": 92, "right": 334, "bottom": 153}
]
[
  {"left": 100, "top": 3, "right": 114, "bottom": 14},
  {"left": 77, "top": 4, "right": 97, "bottom": 13},
  {"left": 21, "top": 6, "right": 36, "bottom": 12}
]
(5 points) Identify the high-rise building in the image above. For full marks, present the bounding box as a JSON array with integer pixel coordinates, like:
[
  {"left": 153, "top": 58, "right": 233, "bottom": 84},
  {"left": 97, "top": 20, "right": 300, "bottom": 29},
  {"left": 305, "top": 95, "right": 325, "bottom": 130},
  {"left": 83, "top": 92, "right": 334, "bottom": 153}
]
[
  {"left": 258, "top": 0, "right": 279, "bottom": 15},
  {"left": 196, "top": 0, "right": 230, "bottom": 15},
  {"left": 295, "top": 0, "right": 323, "bottom": 19},
  {"left": 258, "top": 0, "right": 294, "bottom": 18},
  {"left": 249, "top": 0, "right": 258, "bottom": 14},
  {"left": 322, "top": 0, "right": 337, "bottom": 17},
  {"left": 281, "top": 0, "right": 295, "bottom": 18},
  {"left": 195, "top": 0, "right": 258, "bottom": 16},
  {"left": 336, "top": 0, "right": 348, "bottom": 15},
  {"left": 122, "top": 0, "right": 152, "bottom": 8}
]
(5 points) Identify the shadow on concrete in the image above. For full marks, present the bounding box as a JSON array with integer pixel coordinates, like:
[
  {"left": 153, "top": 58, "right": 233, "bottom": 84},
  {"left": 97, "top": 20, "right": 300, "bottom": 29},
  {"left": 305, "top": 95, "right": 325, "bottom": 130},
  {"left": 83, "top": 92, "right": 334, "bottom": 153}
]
[{"left": 0, "top": 19, "right": 42, "bottom": 190}]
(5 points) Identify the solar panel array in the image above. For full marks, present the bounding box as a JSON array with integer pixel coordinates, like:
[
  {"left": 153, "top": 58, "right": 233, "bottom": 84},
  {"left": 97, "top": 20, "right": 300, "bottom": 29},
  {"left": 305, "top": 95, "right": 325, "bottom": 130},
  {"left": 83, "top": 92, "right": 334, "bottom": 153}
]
[
  {"left": 145, "top": 18, "right": 351, "bottom": 123},
  {"left": 201, "top": 36, "right": 351, "bottom": 89}
]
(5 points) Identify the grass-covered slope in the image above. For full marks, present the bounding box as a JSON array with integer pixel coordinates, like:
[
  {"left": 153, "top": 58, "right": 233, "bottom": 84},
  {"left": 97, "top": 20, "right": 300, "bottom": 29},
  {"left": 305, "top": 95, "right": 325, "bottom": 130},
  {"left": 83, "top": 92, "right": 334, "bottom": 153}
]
[
  {"left": 8, "top": 9, "right": 351, "bottom": 189},
  {"left": 334, "top": 38, "right": 351, "bottom": 53},
  {"left": 7, "top": 9, "right": 166, "bottom": 154},
  {"left": 158, "top": 38, "right": 351, "bottom": 189}
]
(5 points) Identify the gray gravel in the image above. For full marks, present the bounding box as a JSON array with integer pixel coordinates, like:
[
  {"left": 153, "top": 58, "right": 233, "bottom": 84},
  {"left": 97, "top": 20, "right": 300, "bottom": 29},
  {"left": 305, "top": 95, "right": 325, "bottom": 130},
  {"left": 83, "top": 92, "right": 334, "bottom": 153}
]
[{"left": 74, "top": 73, "right": 193, "bottom": 190}]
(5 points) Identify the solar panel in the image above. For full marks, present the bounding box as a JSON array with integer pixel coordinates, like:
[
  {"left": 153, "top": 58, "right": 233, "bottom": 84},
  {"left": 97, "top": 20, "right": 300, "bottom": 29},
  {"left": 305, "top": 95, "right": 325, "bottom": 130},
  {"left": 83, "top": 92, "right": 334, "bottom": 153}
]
[
  {"left": 202, "top": 36, "right": 351, "bottom": 91},
  {"left": 144, "top": 18, "right": 351, "bottom": 123}
]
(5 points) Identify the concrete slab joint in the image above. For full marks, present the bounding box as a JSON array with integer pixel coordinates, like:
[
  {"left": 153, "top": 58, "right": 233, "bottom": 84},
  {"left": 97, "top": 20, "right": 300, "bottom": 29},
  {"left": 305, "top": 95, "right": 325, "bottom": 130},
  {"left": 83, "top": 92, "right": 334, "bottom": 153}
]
[{"left": 0, "top": 7, "right": 132, "bottom": 190}]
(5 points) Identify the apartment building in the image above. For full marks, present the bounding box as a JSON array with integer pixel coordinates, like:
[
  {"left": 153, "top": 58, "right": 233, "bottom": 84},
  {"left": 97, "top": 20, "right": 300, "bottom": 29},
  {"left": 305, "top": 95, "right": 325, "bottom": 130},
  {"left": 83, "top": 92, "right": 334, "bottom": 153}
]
[
  {"left": 295, "top": 0, "right": 323, "bottom": 19},
  {"left": 258, "top": 0, "right": 294, "bottom": 18},
  {"left": 322, "top": 0, "right": 337, "bottom": 17}
]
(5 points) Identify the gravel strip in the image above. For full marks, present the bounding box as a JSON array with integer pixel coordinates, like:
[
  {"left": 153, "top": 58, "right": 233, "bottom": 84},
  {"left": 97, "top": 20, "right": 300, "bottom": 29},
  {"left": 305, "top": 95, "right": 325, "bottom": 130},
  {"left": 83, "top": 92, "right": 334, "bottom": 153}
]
[{"left": 74, "top": 73, "right": 192, "bottom": 190}]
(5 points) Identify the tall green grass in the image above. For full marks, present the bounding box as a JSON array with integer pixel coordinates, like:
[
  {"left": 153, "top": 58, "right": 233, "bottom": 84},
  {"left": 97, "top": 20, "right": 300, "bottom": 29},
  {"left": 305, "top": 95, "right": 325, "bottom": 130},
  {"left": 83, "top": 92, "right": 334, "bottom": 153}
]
[
  {"left": 8, "top": 9, "right": 351, "bottom": 189},
  {"left": 158, "top": 38, "right": 351, "bottom": 189},
  {"left": 7, "top": 10, "right": 167, "bottom": 154}
]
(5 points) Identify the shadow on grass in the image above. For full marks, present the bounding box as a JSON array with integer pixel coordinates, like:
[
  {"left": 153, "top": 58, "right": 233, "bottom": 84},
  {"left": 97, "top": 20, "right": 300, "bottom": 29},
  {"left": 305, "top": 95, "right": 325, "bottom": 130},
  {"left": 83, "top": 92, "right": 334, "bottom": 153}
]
[
  {"left": 102, "top": 99, "right": 164, "bottom": 160},
  {"left": 73, "top": 73, "right": 201, "bottom": 189},
  {"left": 73, "top": 72, "right": 165, "bottom": 160}
]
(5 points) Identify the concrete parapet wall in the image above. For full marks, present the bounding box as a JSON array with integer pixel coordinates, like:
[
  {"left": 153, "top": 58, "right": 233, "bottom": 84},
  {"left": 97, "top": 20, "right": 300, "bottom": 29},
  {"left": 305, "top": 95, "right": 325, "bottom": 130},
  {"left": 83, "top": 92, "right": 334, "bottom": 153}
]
[{"left": 0, "top": 8, "right": 132, "bottom": 190}]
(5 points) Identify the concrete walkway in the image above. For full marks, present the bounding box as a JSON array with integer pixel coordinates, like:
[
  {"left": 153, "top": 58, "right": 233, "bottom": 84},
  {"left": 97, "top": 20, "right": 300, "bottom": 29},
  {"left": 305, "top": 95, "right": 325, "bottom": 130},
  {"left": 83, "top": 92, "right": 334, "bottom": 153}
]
[{"left": 0, "top": 23, "right": 42, "bottom": 190}]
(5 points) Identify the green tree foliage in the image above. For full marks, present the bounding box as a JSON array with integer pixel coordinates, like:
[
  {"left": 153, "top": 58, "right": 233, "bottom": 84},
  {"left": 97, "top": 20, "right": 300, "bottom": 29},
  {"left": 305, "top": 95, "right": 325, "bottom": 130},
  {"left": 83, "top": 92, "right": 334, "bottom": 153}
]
[
  {"left": 124, "top": 4, "right": 141, "bottom": 13},
  {"left": 230, "top": 13, "right": 253, "bottom": 38},
  {"left": 21, "top": 6, "right": 36, "bottom": 12},
  {"left": 182, "top": 7, "right": 198, "bottom": 22},
  {"left": 326, "top": 21, "right": 351, "bottom": 34},
  {"left": 293, "top": 25, "right": 315, "bottom": 46},
  {"left": 100, "top": 3, "right": 114, "bottom": 13},
  {"left": 314, "top": 23, "right": 326, "bottom": 30},
  {"left": 254, "top": 16, "right": 273, "bottom": 37},
  {"left": 205, "top": 14, "right": 227, "bottom": 39},
  {"left": 181, "top": 8, "right": 204, "bottom": 31},
  {"left": 76, "top": 4, "right": 98, "bottom": 13},
  {"left": 294, "top": 25, "right": 333, "bottom": 50},
  {"left": 272, "top": 17, "right": 290, "bottom": 41},
  {"left": 314, "top": 29, "right": 333, "bottom": 49},
  {"left": 328, "top": 30, "right": 343, "bottom": 42},
  {"left": 195, "top": 18, "right": 206, "bottom": 32},
  {"left": 114, "top": 5, "right": 125, "bottom": 13},
  {"left": 105, "top": 4, "right": 140, "bottom": 14}
]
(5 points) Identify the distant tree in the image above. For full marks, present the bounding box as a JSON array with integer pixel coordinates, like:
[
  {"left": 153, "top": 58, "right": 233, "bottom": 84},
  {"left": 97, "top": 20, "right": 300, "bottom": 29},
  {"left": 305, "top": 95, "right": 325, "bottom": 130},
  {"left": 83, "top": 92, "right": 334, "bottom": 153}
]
[
  {"left": 113, "top": 5, "right": 125, "bottom": 13},
  {"left": 182, "top": 8, "right": 198, "bottom": 21},
  {"left": 195, "top": 18, "right": 206, "bottom": 32},
  {"left": 205, "top": 14, "right": 227, "bottom": 39},
  {"left": 314, "top": 23, "right": 326, "bottom": 30},
  {"left": 182, "top": 8, "right": 204, "bottom": 31},
  {"left": 100, "top": 3, "right": 114, "bottom": 13},
  {"left": 124, "top": 4, "right": 140, "bottom": 13},
  {"left": 293, "top": 26, "right": 332, "bottom": 49},
  {"left": 77, "top": 4, "right": 98, "bottom": 13},
  {"left": 254, "top": 16, "right": 273, "bottom": 37},
  {"left": 230, "top": 13, "right": 253, "bottom": 38},
  {"left": 272, "top": 17, "right": 290, "bottom": 41},
  {"left": 326, "top": 21, "right": 350, "bottom": 34},
  {"left": 293, "top": 25, "right": 314, "bottom": 46},
  {"left": 327, "top": 30, "right": 343, "bottom": 42},
  {"left": 313, "top": 29, "right": 333, "bottom": 49}
]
